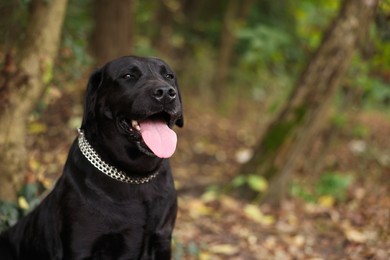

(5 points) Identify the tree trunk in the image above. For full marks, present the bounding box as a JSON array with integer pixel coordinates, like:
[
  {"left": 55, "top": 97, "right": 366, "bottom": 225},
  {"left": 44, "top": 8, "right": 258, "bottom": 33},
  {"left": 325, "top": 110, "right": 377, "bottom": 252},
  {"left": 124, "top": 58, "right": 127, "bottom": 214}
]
[
  {"left": 90, "top": 0, "right": 135, "bottom": 66},
  {"left": 151, "top": 0, "right": 177, "bottom": 57},
  {"left": 238, "top": 0, "right": 379, "bottom": 205},
  {"left": 213, "top": 0, "right": 253, "bottom": 100},
  {"left": 0, "top": 0, "right": 68, "bottom": 201}
]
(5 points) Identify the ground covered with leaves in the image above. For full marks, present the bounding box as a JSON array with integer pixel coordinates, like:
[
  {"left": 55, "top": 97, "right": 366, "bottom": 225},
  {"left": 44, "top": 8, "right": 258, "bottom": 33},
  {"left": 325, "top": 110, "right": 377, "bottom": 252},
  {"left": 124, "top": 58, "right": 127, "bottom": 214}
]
[{"left": 18, "top": 88, "right": 390, "bottom": 259}]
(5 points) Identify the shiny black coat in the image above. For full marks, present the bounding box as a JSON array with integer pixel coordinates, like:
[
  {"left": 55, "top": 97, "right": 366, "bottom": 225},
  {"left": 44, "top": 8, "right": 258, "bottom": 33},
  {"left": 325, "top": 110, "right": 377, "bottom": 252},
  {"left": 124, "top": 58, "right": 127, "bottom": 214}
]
[{"left": 0, "top": 56, "right": 184, "bottom": 260}]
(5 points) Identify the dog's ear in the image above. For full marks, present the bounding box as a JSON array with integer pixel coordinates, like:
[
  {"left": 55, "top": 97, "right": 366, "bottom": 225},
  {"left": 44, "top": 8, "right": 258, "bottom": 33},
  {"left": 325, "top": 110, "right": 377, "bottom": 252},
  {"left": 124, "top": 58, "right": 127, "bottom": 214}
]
[
  {"left": 81, "top": 68, "right": 103, "bottom": 128},
  {"left": 175, "top": 78, "right": 184, "bottom": 128}
]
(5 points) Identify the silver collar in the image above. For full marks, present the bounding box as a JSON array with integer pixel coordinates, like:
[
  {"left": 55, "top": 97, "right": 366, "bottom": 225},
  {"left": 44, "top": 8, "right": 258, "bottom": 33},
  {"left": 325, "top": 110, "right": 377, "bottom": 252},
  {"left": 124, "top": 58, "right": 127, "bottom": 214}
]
[{"left": 77, "top": 129, "right": 159, "bottom": 184}]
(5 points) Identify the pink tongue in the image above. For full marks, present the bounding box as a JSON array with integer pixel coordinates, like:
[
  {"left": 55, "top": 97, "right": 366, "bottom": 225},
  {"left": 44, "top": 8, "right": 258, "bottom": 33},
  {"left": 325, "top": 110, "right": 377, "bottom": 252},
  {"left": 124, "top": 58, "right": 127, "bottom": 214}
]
[{"left": 139, "top": 120, "right": 177, "bottom": 158}]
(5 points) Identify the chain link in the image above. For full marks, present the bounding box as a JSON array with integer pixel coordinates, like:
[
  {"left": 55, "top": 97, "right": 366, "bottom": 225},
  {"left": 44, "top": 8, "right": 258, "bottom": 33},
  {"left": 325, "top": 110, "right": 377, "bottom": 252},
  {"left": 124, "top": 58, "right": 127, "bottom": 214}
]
[{"left": 77, "top": 129, "right": 159, "bottom": 184}]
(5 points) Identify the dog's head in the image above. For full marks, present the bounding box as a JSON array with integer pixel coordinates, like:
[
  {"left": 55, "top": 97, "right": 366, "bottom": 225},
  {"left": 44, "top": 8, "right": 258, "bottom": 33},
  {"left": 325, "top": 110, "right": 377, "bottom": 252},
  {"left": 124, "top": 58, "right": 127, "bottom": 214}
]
[{"left": 80, "top": 56, "right": 183, "bottom": 174}]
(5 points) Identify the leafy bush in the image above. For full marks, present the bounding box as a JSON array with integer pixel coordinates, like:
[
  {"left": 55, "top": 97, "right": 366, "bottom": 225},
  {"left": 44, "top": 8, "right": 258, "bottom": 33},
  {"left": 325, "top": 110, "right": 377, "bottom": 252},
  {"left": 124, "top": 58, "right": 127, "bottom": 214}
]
[
  {"left": 316, "top": 172, "right": 353, "bottom": 201},
  {"left": 232, "top": 174, "right": 268, "bottom": 193},
  {"left": 0, "top": 201, "right": 19, "bottom": 232},
  {"left": 0, "top": 182, "right": 45, "bottom": 233},
  {"left": 290, "top": 172, "right": 353, "bottom": 204}
]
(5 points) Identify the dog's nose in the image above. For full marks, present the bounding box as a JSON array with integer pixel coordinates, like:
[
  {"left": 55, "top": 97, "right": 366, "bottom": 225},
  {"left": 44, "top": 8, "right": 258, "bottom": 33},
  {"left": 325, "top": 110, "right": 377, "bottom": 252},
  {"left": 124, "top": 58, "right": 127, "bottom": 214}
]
[{"left": 152, "top": 86, "right": 177, "bottom": 103}]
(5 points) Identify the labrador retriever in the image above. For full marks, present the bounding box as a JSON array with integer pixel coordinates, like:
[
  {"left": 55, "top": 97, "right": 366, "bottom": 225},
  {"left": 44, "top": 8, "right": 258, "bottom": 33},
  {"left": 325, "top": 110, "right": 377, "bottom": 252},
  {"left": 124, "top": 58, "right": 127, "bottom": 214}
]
[{"left": 0, "top": 56, "right": 184, "bottom": 260}]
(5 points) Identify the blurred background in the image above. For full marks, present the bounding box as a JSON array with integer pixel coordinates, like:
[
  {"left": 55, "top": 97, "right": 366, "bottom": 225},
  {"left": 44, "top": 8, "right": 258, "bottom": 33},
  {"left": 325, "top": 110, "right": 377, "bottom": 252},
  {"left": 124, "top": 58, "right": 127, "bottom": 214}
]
[{"left": 0, "top": 0, "right": 389, "bottom": 258}]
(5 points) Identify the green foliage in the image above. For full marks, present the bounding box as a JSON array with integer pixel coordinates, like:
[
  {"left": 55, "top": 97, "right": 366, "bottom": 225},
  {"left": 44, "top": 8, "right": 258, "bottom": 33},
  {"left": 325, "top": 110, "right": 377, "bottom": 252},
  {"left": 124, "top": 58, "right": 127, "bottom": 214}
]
[
  {"left": 0, "top": 182, "right": 45, "bottom": 232},
  {"left": 316, "top": 172, "right": 353, "bottom": 201},
  {"left": 234, "top": 23, "right": 297, "bottom": 99},
  {"left": 263, "top": 121, "right": 293, "bottom": 152},
  {"left": 0, "top": 0, "right": 29, "bottom": 46},
  {"left": 372, "top": 1, "right": 390, "bottom": 70},
  {"left": 57, "top": 0, "right": 93, "bottom": 81},
  {"left": 237, "top": 25, "right": 293, "bottom": 67},
  {"left": 263, "top": 106, "right": 307, "bottom": 152},
  {"left": 343, "top": 53, "right": 390, "bottom": 110},
  {"left": 293, "top": 0, "right": 341, "bottom": 50},
  {"left": 0, "top": 201, "right": 19, "bottom": 232},
  {"left": 290, "top": 172, "right": 353, "bottom": 204},
  {"left": 232, "top": 174, "right": 268, "bottom": 193},
  {"left": 339, "top": 1, "right": 390, "bottom": 112},
  {"left": 331, "top": 113, "right": 347, "bottom": 128},
  {"left": 290, "top": 183, "right": 316, "bottom": 203},
  {"left": 173, "top": 239, "right": 201, "bottom": 260},
  {"left": 352, "top": 124, "right": 370, "bottom": 139},
  {"left": 247, "top": 175, "right": 268, "bottom": 193},
  {"left": 228, "top": 0, "right": 342, "bottom": 105},
  {"left": 18, "top": 182, "right": 44, "bottom": 211},
  {"left": 42, "top": 60, "right": 54, "bottom": 84},
  {"left": 4, "top": 0, "right": 388, "bottom": 113}
]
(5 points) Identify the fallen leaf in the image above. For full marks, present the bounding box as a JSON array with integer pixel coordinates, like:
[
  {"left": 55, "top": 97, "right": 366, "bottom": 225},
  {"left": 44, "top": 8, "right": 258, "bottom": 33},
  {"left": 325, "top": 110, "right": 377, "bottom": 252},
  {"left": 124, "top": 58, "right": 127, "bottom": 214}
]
[
  {"left": 247, "top": 175, "right": 268, "bottom": 193},
  {"left": 18, "top": 196, "right": 29, "bottom": 210},
  {"left": 28, "top": 122, "right": 47, "bottom": 134},
  {"left": 344, "top": 228, "right": 367, "bottom": 243},
  {"left": 244, "top": 204, "right": 275, "bottom": 225},
  {"left": 342, "top": 222, "right": 367, "bottom": 243},
  {"left": 220, "top": 195, "right": 241, "bottom": 211},
  {"left": 318, "top": 195, "right": 335, "bottom": 208},
  {"left": 199, "top": 251, "right": 212, "bottom": 260},
  {"left": 209, "top": 244, "right": 239, "bottom": 255},
  {"left": 187, "top": 199, "right": 213, "bottom": 219}
]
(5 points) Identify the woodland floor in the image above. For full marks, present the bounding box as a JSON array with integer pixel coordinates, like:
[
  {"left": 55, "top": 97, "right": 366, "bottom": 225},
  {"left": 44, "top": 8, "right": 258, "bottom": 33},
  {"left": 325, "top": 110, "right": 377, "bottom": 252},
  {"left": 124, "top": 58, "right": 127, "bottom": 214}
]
[{"left": 25, "top": 87, "right": 390, "bottom": 260}]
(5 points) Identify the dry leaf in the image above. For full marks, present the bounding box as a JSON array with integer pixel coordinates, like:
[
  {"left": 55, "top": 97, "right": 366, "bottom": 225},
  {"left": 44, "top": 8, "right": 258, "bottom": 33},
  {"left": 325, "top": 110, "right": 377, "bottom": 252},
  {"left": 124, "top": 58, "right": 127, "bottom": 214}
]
[
  {"left": 209, "top": 244, "right": 239, "bottom": 255},
  {"left": 244, "top": 204, "right": 275, "bottom": 225},
  {"left": 28, "top": 122, "right": 47, "bottom": 134},
  {"left": 18, "top": 196, "right": 29, "bottom": 210},
  {"left": 344, "top": 228, "right": 367, "bottom": 243},
  {"left": 318, "top": 195, "right": 335, "bottom": 208},
  {"left": 187, "top": 199, "right": 213, "bottom": 218}
]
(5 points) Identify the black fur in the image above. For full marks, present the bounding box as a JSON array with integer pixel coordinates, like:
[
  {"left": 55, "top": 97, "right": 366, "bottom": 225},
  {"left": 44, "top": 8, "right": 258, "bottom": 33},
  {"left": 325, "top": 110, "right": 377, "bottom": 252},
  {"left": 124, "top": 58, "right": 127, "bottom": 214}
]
[{"left": 0, "top": 56, "right": 184, "bottom": 260}]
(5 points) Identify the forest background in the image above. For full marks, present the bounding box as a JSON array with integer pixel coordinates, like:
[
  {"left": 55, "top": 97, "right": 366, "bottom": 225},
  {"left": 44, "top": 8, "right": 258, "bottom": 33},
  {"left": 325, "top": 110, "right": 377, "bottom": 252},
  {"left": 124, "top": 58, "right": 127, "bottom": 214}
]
[{"left": 0, "top": 0, "right": 389, "bottom": 258}]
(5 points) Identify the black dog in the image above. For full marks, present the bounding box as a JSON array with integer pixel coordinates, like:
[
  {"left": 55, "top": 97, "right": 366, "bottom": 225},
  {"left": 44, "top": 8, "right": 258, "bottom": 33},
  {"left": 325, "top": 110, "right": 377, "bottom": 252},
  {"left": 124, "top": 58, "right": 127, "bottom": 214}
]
[{"left": 0, "top": 56, "right": 184, "bottom": 259}]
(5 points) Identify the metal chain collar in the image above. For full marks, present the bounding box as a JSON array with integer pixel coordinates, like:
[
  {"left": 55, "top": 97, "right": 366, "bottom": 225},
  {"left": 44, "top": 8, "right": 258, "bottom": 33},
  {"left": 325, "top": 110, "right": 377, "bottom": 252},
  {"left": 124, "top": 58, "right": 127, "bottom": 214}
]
[{"left": 77, "top": 129, "right": 159, "bottom": 184}]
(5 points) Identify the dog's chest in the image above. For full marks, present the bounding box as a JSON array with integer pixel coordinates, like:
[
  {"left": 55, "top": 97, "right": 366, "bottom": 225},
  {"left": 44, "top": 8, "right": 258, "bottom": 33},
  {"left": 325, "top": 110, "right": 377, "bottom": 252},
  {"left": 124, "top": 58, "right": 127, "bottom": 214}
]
[{"left": 63, "top": 194, "right": 169, "bottom": 258}]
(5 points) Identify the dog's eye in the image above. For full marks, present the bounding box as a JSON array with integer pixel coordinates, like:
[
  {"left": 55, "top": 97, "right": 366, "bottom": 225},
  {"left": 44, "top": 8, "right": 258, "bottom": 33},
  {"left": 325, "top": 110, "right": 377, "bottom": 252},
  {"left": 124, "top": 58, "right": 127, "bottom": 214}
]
[
  {"left": 123, "top": 74, "right": 136, "bottom": 80},
  {"left": 164, "top": 73, "right": 174, "bottom": 79}
]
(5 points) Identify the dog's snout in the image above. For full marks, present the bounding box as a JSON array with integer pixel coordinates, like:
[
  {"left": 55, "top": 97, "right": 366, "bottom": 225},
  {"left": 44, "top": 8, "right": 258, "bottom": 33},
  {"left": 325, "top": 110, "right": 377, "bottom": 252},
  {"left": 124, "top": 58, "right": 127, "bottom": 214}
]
[{"left": 152, "top": 86, "right": 177, "bottom": 103}]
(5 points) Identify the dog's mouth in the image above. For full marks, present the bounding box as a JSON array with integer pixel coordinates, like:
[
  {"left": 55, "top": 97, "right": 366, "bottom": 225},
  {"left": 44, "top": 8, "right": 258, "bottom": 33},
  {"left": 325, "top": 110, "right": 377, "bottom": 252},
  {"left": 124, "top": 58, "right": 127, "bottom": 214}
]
[{"left": 119, "top": 112, "right": 177, "bottom": 158}]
